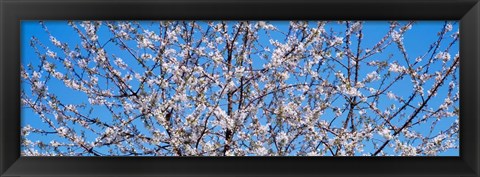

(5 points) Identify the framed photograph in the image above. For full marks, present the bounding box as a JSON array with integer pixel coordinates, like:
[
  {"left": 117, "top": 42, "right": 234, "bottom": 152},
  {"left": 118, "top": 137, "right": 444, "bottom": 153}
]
[{"left": 1, "top": 0, "right": 479, "bottom": 176}]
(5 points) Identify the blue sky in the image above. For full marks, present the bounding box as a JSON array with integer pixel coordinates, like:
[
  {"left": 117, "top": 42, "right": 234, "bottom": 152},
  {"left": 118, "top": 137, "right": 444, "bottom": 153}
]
[{"left": 21, "top": 21, "right": 459, "bottom": 156}]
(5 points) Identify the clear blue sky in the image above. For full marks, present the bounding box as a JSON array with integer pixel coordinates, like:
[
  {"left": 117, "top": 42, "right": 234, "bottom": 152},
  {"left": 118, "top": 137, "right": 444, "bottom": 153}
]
[{"left": 21, "top": 21, "right": 459, "bottom": 156}]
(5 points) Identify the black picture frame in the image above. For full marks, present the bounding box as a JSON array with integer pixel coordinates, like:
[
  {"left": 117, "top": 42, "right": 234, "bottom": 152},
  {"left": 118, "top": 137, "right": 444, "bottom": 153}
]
[{"left": 1, "top": 0, "right": 479, "bottom": 176}]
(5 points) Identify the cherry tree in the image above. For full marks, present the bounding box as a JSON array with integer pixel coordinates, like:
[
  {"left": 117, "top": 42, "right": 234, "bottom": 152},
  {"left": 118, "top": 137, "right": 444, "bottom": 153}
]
[{"left": 21, "top": 21, "right": 459, "bottom": 156}]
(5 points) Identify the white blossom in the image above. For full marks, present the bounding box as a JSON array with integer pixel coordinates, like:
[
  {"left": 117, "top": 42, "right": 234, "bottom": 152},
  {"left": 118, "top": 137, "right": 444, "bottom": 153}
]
[
  {"left": 379, "top": 127, "right": 393, "bottom": 140},
  {"left": 388, "top": 63, "right": 406, "bottom": 73},
  {"left": 435, "top": 52, "right": 451, "bottom": 62},
  {"left": 46, "top": 50, "right": 57, "bottom": 58}
]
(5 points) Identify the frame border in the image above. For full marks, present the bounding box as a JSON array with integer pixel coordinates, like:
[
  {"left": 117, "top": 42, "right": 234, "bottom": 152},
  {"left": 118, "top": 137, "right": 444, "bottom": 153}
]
[{"left": 1, "top": 0, "right": 479, "bottom": 176}]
